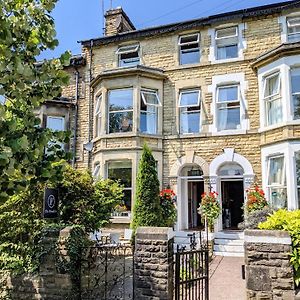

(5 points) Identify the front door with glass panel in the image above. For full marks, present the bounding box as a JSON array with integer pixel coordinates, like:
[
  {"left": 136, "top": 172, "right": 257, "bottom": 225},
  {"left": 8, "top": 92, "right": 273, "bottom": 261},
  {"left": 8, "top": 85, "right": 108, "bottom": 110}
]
[{"left": 188, "top": 181, "right": 204, "bottom": 229}]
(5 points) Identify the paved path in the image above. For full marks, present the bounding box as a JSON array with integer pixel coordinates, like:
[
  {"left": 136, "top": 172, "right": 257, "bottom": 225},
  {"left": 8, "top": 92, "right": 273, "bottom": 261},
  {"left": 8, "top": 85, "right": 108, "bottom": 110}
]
[{"left": 209, "top": 256, "right": 246, "bottom": 300}]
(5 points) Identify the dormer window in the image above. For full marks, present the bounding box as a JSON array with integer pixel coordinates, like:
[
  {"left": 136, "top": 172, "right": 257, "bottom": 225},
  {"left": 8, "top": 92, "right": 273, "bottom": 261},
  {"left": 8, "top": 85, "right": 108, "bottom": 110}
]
[
  {"left": 215, "top": 26, "right": 238, "bottom": 60},
  {"left": 178, "top": 33, "right": 200, "bottom": 65},
  {"left": 116, "top": 44, "right": 140, "bottom": 67},
  {"left": 287, "top": 17, "right": 300, "bottom": 42}
]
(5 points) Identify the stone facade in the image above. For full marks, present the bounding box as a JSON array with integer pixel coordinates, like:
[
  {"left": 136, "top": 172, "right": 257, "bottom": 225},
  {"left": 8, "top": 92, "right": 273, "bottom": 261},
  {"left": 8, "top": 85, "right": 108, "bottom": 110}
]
[
  {"left": 244, "top": 229, "right": 295, "bottom": 300},
  {"left": 54, "top": 2, "right": 300, "bottom": 230},
  {"left": 134, "top": 227, "right": 174, "bottom": 300}
]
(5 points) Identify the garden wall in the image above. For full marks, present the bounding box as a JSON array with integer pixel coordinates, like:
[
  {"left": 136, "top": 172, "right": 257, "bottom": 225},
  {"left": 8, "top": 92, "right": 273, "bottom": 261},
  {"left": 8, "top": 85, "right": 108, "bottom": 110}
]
[{"left": 244, "top": 229, "right": 296, "bottom": 300}]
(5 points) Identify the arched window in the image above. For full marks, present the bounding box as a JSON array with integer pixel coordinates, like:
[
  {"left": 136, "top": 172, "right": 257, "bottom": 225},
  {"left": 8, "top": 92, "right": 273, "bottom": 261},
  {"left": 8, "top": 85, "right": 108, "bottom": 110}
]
[{"left": 218, "top": 163, "right": 244, "bottom": 176}]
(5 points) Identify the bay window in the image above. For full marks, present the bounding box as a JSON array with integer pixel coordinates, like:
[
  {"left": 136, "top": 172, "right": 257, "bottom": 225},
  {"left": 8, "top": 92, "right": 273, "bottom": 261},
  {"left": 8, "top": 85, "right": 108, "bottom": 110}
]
[
  {"left": 215, "top": 26, "right": 238, "bottom": 60},
  {"left": 263, "top": 72, "right": 282, "bottom": 126},
  {"left": 178, "top": 33, "right": 200, "bottom": 65},
  {"left": 108, "top": 88, "right": 133, "bottom": 133},
  {"left": 140, "top": 89, "right": 161, "bottom": 134},
  {"left": 291, "top": 68, "right": 300, "bottom": 119},
  {"left": 95, "top": 94, "right": 102, "bottom": 137},
  {"left": 116, "top": 44, "right": 140, "bottom": 67},
  {"left": 108, "top": 161, "right": 132, "bottom": 212},
  {"left": 287, "top": 17, "right": 300, "bottom": 42},
  {"left": 267, "top": 155, "right": 287, "bottom": 209},
  {"left": 179, "top": 89, "right": 201, "bottom": 134},
  {"left": 217, "top": 85, "right": 240, "bottom": 131},
  {"left": 92, "top": 162, "right": 100, "bottom": 179}
]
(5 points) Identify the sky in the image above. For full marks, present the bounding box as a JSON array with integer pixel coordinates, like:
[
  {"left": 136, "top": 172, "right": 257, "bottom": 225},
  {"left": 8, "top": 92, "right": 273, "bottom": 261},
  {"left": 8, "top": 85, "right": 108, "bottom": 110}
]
[{"left": 39, "top": 0, "right": 292, "bottom": 60}]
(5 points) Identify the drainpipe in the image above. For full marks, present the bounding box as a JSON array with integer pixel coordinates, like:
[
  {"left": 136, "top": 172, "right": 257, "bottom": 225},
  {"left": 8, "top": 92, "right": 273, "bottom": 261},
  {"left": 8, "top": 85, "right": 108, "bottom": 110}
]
[
  {"left": 72, "top": 69, "right": 79, "bottom": 167},
  {"left": 87, "top": 40, "right": 94, "bottom": 169}
]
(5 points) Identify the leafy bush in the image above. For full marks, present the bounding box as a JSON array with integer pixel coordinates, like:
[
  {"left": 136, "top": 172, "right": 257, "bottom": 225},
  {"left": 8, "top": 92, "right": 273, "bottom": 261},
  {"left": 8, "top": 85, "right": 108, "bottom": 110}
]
[
  {"left": 132, "top": 144, "right": 163, "bottom": 230},
  {"left": 160, "top": 189, "right": 177, "bottom": 227},
  {"left": 198, "top": 191, "right": 221, "bottom": 230},
  {"left": 59, "top": 165, "right": 123, "bottom": 232},
  {"left": 259, "top": 209, "right": 300, "bottom": 286}
]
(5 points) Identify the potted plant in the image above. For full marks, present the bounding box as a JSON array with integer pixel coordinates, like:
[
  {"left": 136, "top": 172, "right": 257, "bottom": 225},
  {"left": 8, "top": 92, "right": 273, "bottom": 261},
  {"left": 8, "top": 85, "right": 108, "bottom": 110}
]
[
  {"left": 159, "top": 188, "right": 177, "bottom": 227},
  {"left": 246, "top": 184, "right": 268, "bottom": 213},
  {"left": 198, "top": 191, "right": 221, "bottom": 232}
]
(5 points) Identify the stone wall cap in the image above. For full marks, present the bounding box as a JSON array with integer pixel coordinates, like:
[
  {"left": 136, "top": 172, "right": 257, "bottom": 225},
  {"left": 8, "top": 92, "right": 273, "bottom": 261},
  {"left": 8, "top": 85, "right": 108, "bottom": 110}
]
[
  {"left": 244, "top": 229, "right": 291, "bottom": 245},
  {"left": 136, "top": 227, "right": 174, "bottom": 240}
]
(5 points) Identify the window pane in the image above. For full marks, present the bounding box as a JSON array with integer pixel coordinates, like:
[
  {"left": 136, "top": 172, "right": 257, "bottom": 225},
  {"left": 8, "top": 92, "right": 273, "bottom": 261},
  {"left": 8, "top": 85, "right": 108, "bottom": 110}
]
[
  {"left": 180, "top": 111, "right": 200, "bottom": 133},
  {"left": 108, "top": 161, "right": 132, "bottom": 188},
  {"left": 109, "top": 111, "right": 133, "bottom": 133},
  {"left": 180, "top": 46, "right": 200, "bottom": 65},
  {"left": 179, "top": 34, "right": 199, "bottom": 44},
  {"left": 116, "top": 44, "right": 139, "bottom": 54},
  {"left": 123, "top": 189, "right": 132, "bottom": 211},
  {"left": 140, "top": 110, "right": 157, "bottom": 134},
  {"left": 269, "top": 188, "right": 287, "bottom": 209},
  {"left": 291, "top": 68, "right": 300, "bottom": 119},
  {"left": 287, "top": 17, "right": 300, "bottom": 41},
  {"left": 268, "top": 156, "right": 284, "bottom": 185},
  {"left": 217, "top": 44, "right": 238, "bottom": 60},
  {"left": 47, "top": 117, "right": 64, "bottom": 131},
  {"left": 119, "top": 52, "right": 140, "bottom": 67},
  {"left": 267, "top": 98, "right": 283, "bottom": 125},
  {"left": 218, "top": 163, "right": 244, "bottom": 176},
  {"left": 264, "top": 74, "right": 280, "bottom": 98},
  {"left": 141, "top": 90, "right": 160, "bottom": 105},
  {"left": 218, "top": 86, "right": 238, "bottom": 102},
  {"left": 296, "top": 152, "right": 300, "bottom": 185},
  {"left": 218, "top": 107, "right": 240, "bottom": 130},
  {"left": 216, "top": 27, "right": 237, "bottom": 39},
  {"left": 109, "top": 89, "right": 133, "bottom": 111},
  {"left": 179, "top": 90, "right": 200, "bottom": 106}
]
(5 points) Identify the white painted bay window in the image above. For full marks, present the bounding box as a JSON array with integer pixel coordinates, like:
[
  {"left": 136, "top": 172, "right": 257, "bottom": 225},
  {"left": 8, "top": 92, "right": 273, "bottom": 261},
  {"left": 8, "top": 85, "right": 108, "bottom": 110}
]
[
  {"left": 116, "top": 44, "right": 140, "bottom": 67},
  {"left": 215, "top": 26, "right": 238, "bottom": 60},
  {"left": 217, "top": 85, "right": 240, "bottom": 131},
  {"left": 267, "top": 155, "right": 287, "bottom": 209},
  {"left": 296, "top": 151, "right": 300, "bottom": 208},
  {"left": 108, "top": 88, "right": 133, "bottom": 133},
  {"left": 287, "top": 17, "right": 300, "bottom": 42},
  {"left": 95, "top": 93, "right": 102, "bottom": 137},
  {"left": 108, "top": 160, "right": 132, "bottom": 213},
  {"left": 140, "top": 89, "right": 161, "bottom": 134},
  {"left": 179, "top": 89, "right": 201, "bottom": 134},
  {"left": 291, "top": 68, "right": 300, "bottom": 119},
  {"left": 263, "top": 72, "right": 282, "bottom": 126},
  {"left": 92, "top": 162, "right": 100, "bottom": 179},
  {"left": 178, "top": 33, "right": 200, "bottom": 65}
]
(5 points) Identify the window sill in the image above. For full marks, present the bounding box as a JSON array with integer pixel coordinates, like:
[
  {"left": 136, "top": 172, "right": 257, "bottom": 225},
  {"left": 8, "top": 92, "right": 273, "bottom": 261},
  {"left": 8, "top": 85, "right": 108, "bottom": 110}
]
[
  {"left": 211, "top": 129, "right": 247, "bottom": 136},
  {"left": 210, "top": 56, "right": 244, "bottom": 65},
  {"left": 259, "top": 120, "right": 300, "bottom": 133},
  {"left": 93, "top": 132, "right": 163, "bottom": 142}
]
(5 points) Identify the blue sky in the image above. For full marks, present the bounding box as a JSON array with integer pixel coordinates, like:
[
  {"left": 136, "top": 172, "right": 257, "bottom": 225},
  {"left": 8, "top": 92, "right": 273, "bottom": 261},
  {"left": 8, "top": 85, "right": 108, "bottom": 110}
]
[{"left": 39, "top": 0, "right": 291, "bottom": 59}]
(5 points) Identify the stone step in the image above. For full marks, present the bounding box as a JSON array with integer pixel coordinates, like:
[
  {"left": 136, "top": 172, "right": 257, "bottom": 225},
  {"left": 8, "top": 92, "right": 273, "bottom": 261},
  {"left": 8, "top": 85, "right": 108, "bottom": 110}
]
[
  {"left": 214, "top": 232, "right": 244, "bottom": 240},
  {"left": 214, "top": 244, "right": 244, "bottom": 253},
  {"left": 214, "top": 238, "right": 244, "bottom": 246},
  {"left": 214, "top": 251, "right": 244, "bottom": 257}
]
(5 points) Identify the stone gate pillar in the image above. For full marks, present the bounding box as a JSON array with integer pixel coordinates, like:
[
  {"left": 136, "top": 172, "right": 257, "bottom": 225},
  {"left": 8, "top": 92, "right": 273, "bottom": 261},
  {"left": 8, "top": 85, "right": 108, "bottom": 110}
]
[{"left": 134, "top": 227, "right": 174, "bottom": 300}]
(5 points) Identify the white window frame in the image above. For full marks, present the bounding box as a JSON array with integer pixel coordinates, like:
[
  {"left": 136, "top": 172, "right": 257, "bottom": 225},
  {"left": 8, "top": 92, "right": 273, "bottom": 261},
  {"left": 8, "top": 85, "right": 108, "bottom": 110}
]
[
  {"left": 116, "top": 44, "right": 140, "bottom": 67},
  {"left": 46, "top": 116, "right": 65, "bottom": 131},
  {"left": 290, "top": 67, "right": 300, "bottom": 120},
  {"left": 263, "top": 71, "right": 282, "bottom": 127},
  {"left": 178, "top": 89, "right": 201, "bottom": 134},
  {"left": 94, "top": 93, "right": 102, "bottom": 137},
  {"left": 108, "top": 88, "right": 133, "bottom": 134},
  {"left": 287, "top": 16, "right": 300, "bottom": 42},
  {"left": 208, "top": 23, "right": 246, "bottom": 63},
  {"left": 216, "top": 84, "right": 241, "bottom": 131},
  {"left": 92, "top": 162, "right": 100, "bottom": 179},
  {"left": 178, "top": 33, "right": 200, "bottom": 65},
  {"left": 295, "top": 151, "right": 300, "bottom": 208},
  {"left": 140, "top": 89, "right": 161, "bottom": 135}
]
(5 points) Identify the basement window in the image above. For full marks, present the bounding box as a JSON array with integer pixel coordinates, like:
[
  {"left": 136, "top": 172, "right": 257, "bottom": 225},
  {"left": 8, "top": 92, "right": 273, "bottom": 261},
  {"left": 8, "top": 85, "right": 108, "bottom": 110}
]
[
  {"left": 287, "top": 17, "right": 300, "bottom": 42},
  {"left": 178, "top": 33, "right": 200, "bottom": 65},
  {"left": 116, "top": 44, "right": 140, "bottom": 67},
  {"left": 215, "top": 26, "right": 238, "bottom": 60}
]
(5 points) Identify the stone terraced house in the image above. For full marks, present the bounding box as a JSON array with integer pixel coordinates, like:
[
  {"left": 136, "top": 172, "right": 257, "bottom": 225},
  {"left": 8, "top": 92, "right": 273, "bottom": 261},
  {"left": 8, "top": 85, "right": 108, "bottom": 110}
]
[{"left": 47, "top": 0, "right": 300, "bottom": 252}]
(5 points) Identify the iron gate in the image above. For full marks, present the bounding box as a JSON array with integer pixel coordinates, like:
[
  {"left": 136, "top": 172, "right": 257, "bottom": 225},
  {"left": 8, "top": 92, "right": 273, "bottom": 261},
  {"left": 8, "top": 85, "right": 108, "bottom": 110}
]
[
  {"left": 80, "top": 244, "right": 134, "bottom": 300},
  {"left": 174, "top": 234, "right": 209, "bottom": 300}
]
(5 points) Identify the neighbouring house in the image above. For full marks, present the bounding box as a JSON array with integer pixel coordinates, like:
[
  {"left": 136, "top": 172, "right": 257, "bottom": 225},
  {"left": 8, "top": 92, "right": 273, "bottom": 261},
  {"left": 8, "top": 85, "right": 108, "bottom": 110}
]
[{"left": 53, "top": 1, "right": 300, "bottom": 244}]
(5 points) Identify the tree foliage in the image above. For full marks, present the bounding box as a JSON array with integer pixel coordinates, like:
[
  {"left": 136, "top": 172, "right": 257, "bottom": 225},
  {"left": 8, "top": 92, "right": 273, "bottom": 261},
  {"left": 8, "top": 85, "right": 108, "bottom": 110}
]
[
  {"left": 0, "top": 0, "right": 71, "bottom": 200},
  {"left": 131, "top": 144, "right": 163, "bottom": 230}
]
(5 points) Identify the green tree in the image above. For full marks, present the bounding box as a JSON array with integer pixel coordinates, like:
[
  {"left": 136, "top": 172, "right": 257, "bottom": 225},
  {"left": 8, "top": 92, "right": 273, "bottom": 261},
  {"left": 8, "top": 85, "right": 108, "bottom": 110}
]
[
  {"left": 132, "top": 144, "right": 163, "bottom": 230},
  {"left": 0, "top": 0, "right": 71, "bottom": 200}
]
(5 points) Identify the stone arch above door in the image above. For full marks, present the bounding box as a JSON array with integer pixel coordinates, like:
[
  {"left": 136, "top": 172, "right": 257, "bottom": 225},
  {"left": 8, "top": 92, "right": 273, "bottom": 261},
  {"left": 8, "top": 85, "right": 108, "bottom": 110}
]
[
  {"left": 209, "top": 148, "right": 254, "bottom": 176},
  {"left": 170, "top": 151, "right": 209, "bottom": 177}
]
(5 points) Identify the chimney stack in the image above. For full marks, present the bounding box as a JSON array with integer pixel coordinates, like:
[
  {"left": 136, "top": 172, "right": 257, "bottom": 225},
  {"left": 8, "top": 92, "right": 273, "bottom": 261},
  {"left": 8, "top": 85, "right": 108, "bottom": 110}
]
[{"left": 104, "top": 7, "right": 136, "bottom": 36}]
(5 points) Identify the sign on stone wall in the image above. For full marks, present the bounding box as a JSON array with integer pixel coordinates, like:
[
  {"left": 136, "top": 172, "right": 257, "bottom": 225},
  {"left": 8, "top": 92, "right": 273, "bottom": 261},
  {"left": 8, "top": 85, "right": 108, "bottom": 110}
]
[{"left": 43, "top": 188, "right": 59, "bottom": 218}]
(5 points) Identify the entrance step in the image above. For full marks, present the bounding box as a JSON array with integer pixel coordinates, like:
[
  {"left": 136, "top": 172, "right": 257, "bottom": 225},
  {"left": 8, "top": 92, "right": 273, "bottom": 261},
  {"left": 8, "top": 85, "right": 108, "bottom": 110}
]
[{"left": 214, "top": 231, "right": 244, "bottom": 257}]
